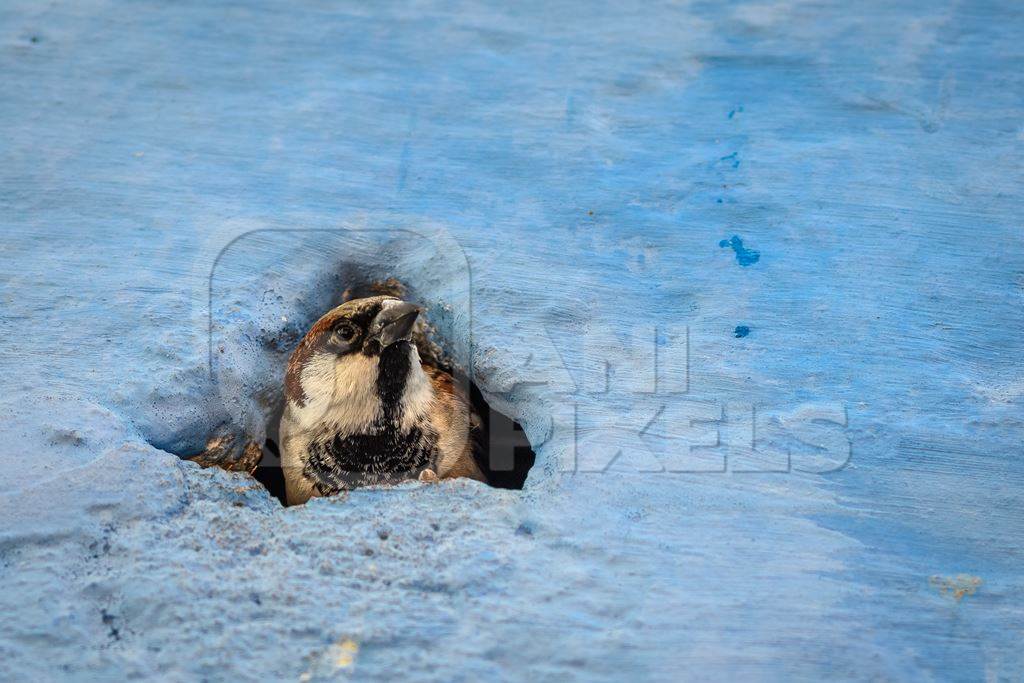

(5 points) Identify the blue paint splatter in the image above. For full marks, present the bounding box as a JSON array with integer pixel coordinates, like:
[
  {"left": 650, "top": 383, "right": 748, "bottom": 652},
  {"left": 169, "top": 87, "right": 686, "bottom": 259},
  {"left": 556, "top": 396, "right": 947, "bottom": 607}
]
[
  {"left": 734, "top": 325, "right": 750, "bottom": 338},
  {"left": 719, "top": 151, "right": 740, "bottom": 168},
  {"left": 719, "top": 235, "right": 760, "bottom": 266},
  {"left": 727, "top": 105, "right": 744, "bottom": 119}
]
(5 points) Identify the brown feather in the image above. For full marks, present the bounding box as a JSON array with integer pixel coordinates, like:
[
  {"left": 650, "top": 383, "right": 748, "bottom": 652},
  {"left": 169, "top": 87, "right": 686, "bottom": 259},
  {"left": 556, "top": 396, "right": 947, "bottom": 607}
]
[
  {"left": 424, "top": 365, "right": 487, "bottom": 483},
  {"left": 284, "top": 311, "right": 340, "bottom": 407}
]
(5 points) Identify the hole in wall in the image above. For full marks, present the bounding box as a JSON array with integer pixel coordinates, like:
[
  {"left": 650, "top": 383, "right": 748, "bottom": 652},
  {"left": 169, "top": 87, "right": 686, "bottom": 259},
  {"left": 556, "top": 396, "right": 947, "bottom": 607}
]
[
  {"left": 174, "top": 259, "right": 536, "bottom": 505},
  {"left": 140, "top": 229, "right": 540, "bottom": 505}
]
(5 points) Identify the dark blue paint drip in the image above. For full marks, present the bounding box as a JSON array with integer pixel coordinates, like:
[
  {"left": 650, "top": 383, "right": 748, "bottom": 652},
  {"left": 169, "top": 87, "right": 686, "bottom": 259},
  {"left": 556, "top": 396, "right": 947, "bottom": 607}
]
[
  {"left": 734, "top": 325, "right": 750, "bottom": 338},
  {"left": 728, "top": 105, "right": 744, "bottom": 119},
  {"left": 719, "top": 235, "right": 760, "bottom": 266},
  {"left": 719, "top": 151, "right": 740, "bottom": 168}
]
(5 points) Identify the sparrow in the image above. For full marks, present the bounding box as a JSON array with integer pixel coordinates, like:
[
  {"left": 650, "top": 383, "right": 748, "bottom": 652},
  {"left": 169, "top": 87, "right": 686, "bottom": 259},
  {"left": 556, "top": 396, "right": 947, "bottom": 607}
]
[{"left": 279, "top": 296, "right": 486, "bottom": 505}]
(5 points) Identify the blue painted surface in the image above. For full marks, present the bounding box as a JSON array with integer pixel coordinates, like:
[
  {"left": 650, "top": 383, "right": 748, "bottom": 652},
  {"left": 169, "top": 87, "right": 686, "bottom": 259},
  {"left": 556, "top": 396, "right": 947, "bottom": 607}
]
[{"left": 0, "top": 0, "right": 1022, "bottom": 680}]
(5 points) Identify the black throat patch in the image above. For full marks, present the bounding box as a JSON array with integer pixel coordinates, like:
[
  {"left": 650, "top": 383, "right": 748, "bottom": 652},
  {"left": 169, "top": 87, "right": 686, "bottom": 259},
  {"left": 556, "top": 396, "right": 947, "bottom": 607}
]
[
  {"left": 303, "top": 341, "right": 438, "bottom": 494},
  {"left": 376, "top": 340, "right": 413, "bottom": 420}
]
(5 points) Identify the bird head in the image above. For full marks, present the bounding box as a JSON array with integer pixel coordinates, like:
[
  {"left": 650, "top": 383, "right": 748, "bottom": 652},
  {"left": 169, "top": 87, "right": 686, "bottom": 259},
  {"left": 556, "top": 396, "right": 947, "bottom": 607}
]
[{"left": 285, "top": 296, "right": 425, "bottom": 421}]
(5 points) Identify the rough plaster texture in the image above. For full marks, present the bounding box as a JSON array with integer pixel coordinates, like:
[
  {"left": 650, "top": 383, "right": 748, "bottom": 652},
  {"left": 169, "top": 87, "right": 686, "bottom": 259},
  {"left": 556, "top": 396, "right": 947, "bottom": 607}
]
[{"left": 1, "top": 0, "right": 1022, "bottom": 680}]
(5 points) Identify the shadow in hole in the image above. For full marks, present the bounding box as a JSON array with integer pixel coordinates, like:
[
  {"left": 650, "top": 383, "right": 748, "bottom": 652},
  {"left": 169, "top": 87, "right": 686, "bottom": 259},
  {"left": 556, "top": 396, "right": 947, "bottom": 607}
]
[
  {"left": 253, "top": 446, "right": 287, "bottom": 506},
  {"left": 468, "top": 381, "right": 536, "bottom": 490},
  {"left": 253, "top": 380, "right": 535, "bottom": 505}
]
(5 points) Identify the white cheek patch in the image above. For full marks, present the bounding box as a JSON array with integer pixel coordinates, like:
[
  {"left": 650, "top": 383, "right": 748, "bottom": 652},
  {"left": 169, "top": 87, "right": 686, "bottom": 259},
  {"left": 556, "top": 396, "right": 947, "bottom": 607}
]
[
  {"left": 400, "top": 346, "right": 436, "bottom": 431},
  {"left": 292, "top": 351, "right": 382, "bottom": 433}
]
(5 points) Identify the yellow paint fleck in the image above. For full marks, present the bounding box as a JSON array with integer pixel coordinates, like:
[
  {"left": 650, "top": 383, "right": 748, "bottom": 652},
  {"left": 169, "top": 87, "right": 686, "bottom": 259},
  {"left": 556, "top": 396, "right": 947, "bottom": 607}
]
[
  {"left": 297, "top": 638, "right": 360, "bottom": 681},
  {"left": 929, "top": 574, "right": 982, "bottom": 601},
  {"left": 331, "top": 638, "right": 359, "bottom": 670}
]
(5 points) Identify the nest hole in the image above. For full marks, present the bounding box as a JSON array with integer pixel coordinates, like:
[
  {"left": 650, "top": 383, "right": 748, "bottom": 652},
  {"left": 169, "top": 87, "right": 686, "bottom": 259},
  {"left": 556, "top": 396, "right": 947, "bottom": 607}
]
[{"left": 180, "top": 274, "right": 538, "bottom": 505}]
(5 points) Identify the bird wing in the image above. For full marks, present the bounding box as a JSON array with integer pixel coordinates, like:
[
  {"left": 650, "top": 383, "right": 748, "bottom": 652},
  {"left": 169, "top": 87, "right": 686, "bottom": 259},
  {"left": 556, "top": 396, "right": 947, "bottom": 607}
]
[{"left": 423, "top": 364, "right": 488, "bottom": 483}]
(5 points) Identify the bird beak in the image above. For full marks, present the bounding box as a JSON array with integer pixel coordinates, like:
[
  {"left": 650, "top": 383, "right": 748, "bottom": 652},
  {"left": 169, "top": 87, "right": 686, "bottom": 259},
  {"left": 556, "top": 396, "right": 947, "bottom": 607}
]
[{"left": 371, "top": 301, "right": 420, "bottom": 348}]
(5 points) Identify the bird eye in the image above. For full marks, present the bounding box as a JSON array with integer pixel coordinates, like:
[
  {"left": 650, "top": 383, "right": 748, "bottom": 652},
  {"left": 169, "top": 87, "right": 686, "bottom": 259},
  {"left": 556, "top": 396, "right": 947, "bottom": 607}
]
[{"left": 335, "top": 323, "right": 357, "bottom": 341}]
